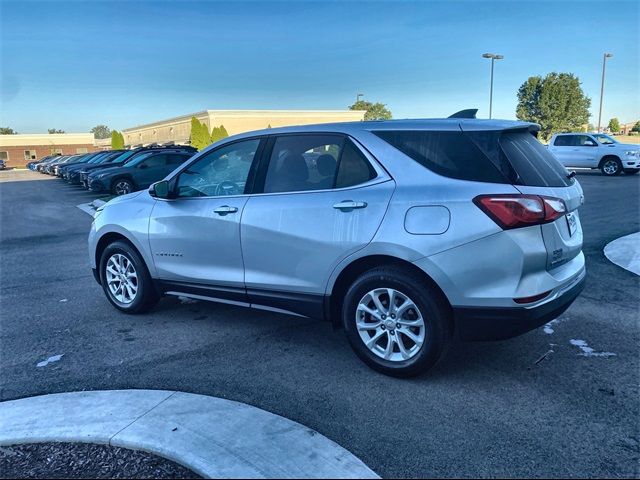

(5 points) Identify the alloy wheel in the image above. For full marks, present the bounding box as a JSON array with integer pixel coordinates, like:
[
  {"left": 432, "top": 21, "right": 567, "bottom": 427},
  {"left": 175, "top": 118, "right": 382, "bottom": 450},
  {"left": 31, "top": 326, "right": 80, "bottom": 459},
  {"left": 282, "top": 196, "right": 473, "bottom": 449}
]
[
  {"left": 105, "top": 253, "right": 138, "bottom": 304},
  {"left": 115, "top": 180, "right": 132, "bottom": 195},
  {"left": 356, "top": 288, "right": 426, "bottom": 362},
  {"left": 603, "top": 159, "right": 619, "bottom": 175}
]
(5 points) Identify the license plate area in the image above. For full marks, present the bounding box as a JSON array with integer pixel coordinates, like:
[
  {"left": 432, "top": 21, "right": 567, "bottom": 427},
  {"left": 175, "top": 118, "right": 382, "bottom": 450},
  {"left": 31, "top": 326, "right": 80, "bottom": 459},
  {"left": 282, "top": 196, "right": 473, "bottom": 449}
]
[{"left": 566, "top": 212, "right": 577, "bottom": 237}]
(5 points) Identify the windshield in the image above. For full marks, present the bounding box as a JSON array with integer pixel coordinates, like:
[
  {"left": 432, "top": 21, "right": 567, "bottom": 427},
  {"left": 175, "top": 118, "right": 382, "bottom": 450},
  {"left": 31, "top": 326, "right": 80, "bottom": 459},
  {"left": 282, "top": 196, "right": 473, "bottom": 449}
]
[
  {"left": 107, "top": 150, "right": 136, "bottom": 163},
  {"left": 593, "top": 134, "right": 618, "bottom": 145}
]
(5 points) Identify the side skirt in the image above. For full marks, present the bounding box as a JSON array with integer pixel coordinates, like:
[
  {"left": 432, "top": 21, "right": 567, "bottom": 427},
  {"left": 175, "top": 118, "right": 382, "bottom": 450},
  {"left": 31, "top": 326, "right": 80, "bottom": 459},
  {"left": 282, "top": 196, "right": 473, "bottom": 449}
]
[{"left": 157, "top": 280, "right": 328, "bottom": 321}]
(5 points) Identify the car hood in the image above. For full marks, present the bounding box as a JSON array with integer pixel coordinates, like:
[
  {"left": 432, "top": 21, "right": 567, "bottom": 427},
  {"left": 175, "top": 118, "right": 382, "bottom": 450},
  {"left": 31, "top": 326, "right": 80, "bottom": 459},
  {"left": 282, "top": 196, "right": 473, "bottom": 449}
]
[
  {"left": 82, "top": 162, "right": 124, "bottom": 172},
  {"left": 614, "top": 143, "right": 640, "bottom": 150},
  {"left": 104, "top": 190, "right": 146, "bottom": 206}
]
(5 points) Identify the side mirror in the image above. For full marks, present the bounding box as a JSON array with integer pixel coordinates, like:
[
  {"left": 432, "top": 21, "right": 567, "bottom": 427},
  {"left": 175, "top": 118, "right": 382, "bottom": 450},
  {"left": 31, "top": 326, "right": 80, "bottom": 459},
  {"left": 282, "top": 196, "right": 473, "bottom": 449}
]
[{"left": 150, "top": 180, "right": 171, "bottom": 199}]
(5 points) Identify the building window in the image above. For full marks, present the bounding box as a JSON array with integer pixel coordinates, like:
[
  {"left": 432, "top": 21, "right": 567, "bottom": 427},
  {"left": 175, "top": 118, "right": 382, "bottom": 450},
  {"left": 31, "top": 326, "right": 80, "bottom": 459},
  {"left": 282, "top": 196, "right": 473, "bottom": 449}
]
[
  {"left": 52, "top": 148, "right": 63, "bottom": 155},
  {"left": 24, "top": 150, "right": 37, "bottom": 160},
  {"left": 0, "top": 151, "right": 8, "bottom": 161},
  {"left": 76, "top": 147, "right": 88, "bottom": 154}
]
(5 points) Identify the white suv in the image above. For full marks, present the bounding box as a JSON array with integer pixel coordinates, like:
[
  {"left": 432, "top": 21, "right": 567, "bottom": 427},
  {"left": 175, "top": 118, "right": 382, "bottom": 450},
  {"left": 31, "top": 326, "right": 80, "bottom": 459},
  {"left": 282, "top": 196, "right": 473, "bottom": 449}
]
[{"left": 548, "top": 133, "right": 640, "bottom": 176}]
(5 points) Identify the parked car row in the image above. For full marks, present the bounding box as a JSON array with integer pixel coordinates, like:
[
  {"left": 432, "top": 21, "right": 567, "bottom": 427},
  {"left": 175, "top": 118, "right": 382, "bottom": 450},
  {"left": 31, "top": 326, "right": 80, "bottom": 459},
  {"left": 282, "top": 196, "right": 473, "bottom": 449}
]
[{"left": 29, "top": 145, "right": 197, "bottom": 195}]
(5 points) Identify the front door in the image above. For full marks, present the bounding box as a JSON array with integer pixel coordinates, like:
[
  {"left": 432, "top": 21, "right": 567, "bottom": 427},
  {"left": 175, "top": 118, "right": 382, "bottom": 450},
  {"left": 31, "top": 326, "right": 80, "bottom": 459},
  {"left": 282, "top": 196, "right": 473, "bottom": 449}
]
[{"left": 148, "top": 138, "right": 264, "bottom": 296}]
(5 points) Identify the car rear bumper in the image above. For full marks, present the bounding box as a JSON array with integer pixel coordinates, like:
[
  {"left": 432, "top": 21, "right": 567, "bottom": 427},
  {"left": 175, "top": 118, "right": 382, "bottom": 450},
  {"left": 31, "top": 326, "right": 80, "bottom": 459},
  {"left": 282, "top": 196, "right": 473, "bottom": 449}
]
[{"left": 453, "top": 268, "right": 586, "bottom": 341}]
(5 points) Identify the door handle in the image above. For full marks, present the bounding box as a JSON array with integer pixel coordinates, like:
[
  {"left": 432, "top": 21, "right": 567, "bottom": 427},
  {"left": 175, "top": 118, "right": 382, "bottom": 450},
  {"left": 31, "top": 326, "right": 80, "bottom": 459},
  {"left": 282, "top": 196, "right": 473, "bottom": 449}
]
[
  {"left": 213, "top": 205, "right": 238, "bottom": 215},
  {"left": 333, "top": 200, "right": 367, "bottom": 211}
]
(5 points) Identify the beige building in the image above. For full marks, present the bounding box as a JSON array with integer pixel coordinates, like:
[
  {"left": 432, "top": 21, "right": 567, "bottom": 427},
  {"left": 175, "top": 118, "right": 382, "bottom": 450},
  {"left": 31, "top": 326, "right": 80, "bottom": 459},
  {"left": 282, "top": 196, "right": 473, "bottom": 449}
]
[
  {"left": 122, "top": 110, "right": 366, "bottom": 147},
  {"left": 0, "top": 133, "right": 97, "bottom": 167}
]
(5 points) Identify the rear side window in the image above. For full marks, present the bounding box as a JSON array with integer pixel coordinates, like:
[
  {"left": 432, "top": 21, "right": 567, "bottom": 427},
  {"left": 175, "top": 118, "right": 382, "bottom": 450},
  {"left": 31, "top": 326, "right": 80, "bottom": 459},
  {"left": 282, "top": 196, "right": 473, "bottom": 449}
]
[
  {"left": 554, "top": 135, "right": 572, "bottom": 146},
  {"left": 498, "top": 131, "right": 571, "bottom": 187},
  {"left": 335, "top": 140, "right": 377, "bottom": 188},
  {"left": 375, "top": 129, "right": 571, "bottom": 187},
  {"left": 373, "top": 130, "right": 507, "bottom": 183}
]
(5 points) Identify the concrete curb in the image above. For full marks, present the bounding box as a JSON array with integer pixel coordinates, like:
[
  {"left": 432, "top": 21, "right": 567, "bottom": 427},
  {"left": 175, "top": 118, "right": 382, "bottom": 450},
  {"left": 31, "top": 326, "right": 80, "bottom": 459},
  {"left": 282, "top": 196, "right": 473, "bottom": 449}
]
[
  {"left": 0, "top": 390, "right": 379, "bottom": 479},
  {"left": 603, "top": 232, "right": 640, "bottom": 276}
]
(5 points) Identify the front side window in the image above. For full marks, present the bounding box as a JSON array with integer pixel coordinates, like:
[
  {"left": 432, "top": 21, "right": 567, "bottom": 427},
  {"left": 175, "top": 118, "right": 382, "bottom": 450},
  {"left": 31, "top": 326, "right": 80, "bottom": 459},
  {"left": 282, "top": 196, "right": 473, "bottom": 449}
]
[
  {"left": 176, "top": 138, "right": 260, "bottom": 197},
  {"left": 575, "top": 135, "right": 596, "bottom": 146},
  {"left": 593, "top": 133, "right": 617, "bottom": 145},
  {"left": 139, "top": 154, "right": 167, "bottom": 169}
]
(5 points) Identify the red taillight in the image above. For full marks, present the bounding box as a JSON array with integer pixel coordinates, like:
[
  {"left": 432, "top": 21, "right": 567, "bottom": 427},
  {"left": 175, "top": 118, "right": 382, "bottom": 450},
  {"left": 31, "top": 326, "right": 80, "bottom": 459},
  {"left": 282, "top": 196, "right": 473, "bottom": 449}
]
[{"left": 473, "top": 194, "right": 566, "bottom": 230}]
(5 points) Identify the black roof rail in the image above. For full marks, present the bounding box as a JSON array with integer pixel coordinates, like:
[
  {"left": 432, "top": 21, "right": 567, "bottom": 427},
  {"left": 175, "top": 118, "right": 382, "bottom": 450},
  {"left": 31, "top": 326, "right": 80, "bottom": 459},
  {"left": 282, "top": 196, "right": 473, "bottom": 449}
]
[{"left": 448, "top": 109, "right": 478, "bottom": 119}]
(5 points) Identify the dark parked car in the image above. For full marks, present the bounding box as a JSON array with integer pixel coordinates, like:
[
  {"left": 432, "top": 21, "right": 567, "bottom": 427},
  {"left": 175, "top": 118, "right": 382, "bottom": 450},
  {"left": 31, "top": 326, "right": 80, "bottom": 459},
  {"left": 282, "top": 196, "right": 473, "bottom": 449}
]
[
  {"left": 88, "top": 150, "right": 194, "bottom": 195},
  {"left": 58, "top": 151, "right": 112, "bottom": 179},
  {"left": 79, "top": 146, "right": 197, "bottom": 188},
  {"left": 44, "top": 155, "right": 76, "bottom": 174},
  {"left": 37, "top": 155, "right": 67, "bottom": 173},
  {"left": 65, "top": 150, "right": 126, "bottom": 184},
  {"left": 27, "top": 155, "right": 57, "bottom": 170}
]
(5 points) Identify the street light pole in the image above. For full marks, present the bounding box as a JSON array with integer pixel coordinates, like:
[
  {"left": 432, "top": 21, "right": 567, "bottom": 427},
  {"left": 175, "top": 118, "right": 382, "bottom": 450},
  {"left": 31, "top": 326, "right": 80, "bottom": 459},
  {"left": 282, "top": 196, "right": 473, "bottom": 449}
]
[
  {"left": 597, "top": 53, "right": 613, "bottom": 133},
  {"left": 482, "top": 53, "right": 504, "bottom": 119},
  {"left": 356, "top": 93, "right": 364, "bottom": 104}
]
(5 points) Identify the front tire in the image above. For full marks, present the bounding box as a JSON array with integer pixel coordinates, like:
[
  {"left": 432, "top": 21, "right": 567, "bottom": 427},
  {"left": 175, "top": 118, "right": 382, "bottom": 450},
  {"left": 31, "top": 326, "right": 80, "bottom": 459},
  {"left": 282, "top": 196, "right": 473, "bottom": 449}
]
[
  {"left": 342, "top": 266, "right": 451, "bottom": 377},
  {"left": 112, "top": 178, "right": 134, "bottom": 196},
  {"left": 99, "top": 241, "right": 159, "bottom": 313},
  {"left": 600, "top": 157, "right": 622, "bottom": 176}
]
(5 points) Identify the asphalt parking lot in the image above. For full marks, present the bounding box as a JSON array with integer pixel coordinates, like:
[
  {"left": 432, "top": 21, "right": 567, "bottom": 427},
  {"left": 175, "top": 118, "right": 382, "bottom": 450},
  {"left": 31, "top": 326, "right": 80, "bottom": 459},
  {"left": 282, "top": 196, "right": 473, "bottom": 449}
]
[{"left": 1, "top": 169, "right": 638, "bottom": 478}]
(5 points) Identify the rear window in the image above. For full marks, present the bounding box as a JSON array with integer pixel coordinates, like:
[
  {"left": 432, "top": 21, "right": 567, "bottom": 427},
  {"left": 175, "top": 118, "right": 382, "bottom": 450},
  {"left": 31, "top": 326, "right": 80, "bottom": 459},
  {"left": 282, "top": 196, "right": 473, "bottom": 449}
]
[{"left": 374, "top": 129, "right": 571, "bottom": 187}]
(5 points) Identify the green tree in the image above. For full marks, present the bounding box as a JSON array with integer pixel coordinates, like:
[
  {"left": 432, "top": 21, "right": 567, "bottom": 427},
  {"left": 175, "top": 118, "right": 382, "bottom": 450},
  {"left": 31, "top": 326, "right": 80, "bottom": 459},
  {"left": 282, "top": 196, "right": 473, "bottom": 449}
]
[
  {"left": 48, "top": 128, "right": 65, "bottom": 134},
  {"left": 210, "top": 126, "right": 221, "bottom": 143},
  {"left": 632, "top": 121, "right": 640, "bottom": 133},
  {"left": 0, "top": 127, "right": 17, "bottom": 134},
  {"left": 111, "top": 130, "right": 125, "bottom": 149},
  {"left": 516, "top": 72, "right": 591, "bottom": 141},
  {"left": 607, "top": 118, "right": 620, "bottom": 133},
  {"left": 190, "top": 117, "right": 212, "bottom": 150},
  {"left": 219, "top": 125, "right": 229, "bottom": 139},
  {"left": 91, "top": 125, "right": 111, "bottom": 139},
  {"left": 348, "top": 100, "right": 392, "bottom": 120}
]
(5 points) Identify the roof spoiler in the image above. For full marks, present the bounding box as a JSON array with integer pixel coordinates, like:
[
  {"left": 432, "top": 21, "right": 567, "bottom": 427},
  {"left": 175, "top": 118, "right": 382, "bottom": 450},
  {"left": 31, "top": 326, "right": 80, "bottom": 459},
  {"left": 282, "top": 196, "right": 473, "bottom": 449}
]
[{"left": 448, "top": 109, "right": 478, "bottom": 119}]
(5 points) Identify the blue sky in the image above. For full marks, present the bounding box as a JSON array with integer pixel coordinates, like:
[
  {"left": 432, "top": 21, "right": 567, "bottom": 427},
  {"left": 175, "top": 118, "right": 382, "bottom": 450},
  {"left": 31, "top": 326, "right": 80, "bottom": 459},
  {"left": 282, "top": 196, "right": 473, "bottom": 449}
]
[{"left": 1, "top": 0, "right": 638, "bottom": 133}]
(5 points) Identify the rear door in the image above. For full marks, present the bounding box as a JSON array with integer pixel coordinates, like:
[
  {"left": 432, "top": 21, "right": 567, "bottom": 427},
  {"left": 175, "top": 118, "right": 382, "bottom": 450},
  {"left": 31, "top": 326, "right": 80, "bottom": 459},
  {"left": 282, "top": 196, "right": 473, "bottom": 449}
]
[{"left": 240, "top": 133, "right": 394, "bottom": 316}]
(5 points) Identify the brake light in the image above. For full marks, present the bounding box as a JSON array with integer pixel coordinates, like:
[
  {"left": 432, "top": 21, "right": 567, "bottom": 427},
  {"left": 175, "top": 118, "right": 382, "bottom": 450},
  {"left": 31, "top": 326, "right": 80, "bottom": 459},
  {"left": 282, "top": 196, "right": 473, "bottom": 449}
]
[{"left": 473, "top": 194, "right": 566, "bottom": 230}]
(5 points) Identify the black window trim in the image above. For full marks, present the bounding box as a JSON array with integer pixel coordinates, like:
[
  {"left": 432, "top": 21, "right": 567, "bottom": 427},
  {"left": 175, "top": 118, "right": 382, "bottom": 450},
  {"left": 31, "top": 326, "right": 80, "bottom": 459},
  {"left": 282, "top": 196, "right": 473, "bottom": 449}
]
[{"left": 251, "top": 132, "right": 386, "bottom": 196}]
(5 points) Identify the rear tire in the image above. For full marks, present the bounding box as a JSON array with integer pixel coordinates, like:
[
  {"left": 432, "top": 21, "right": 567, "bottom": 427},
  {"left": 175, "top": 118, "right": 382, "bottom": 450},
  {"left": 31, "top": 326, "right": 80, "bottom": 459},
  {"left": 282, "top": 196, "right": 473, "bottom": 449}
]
[
  {"left": 99, "top": 241, "right": 159, "bottom": 314},
  {"left": 342, "top": 266, "right": 451, "bottom": 377},
  {"left": 624, "top": 168, "right": 639, "bottom": 175},
  {"left": 600, "top": 157, "right": 622, "bottom": 176}
]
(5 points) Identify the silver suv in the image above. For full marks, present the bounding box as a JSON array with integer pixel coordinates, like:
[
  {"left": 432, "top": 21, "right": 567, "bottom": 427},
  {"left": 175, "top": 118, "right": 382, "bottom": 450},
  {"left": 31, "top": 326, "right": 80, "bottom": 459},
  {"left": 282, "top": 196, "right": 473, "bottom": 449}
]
[{"left": 89, "top": 110, "right": 586, "bottom": 377}]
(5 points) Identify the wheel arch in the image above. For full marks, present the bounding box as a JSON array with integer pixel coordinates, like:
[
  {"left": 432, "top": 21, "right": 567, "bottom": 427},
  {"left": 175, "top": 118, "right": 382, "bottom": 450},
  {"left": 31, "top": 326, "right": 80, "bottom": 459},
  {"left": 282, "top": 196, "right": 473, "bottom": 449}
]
[
  {"left": 598, "top": 154, "right": 621, "bottom": 168},
  {"left": 110, "top": 175, "right": 137, "bottom": 193},
  {"left": 326, "top": 254, "right": 453, "bottom": 331},
  {"left": 94, "top": 229, "right": 156, "bottom": 281}
]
